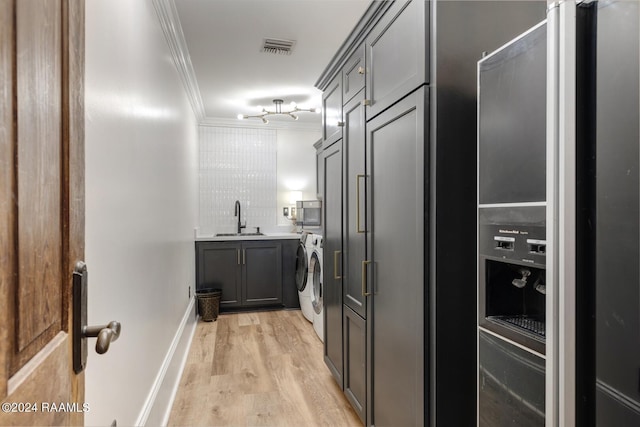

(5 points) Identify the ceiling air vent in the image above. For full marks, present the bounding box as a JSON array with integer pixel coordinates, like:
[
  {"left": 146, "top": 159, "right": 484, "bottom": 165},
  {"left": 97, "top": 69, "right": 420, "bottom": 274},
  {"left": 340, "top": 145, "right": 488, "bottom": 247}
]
[{"left": 262, "top": 38, "right": 295, "bottom": 55}]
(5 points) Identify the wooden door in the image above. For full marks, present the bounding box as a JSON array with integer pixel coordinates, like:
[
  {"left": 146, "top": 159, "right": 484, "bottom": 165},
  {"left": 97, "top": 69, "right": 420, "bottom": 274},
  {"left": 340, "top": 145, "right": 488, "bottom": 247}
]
[{"left": 0, "top": 0, "right": 85, "bottom": 425}]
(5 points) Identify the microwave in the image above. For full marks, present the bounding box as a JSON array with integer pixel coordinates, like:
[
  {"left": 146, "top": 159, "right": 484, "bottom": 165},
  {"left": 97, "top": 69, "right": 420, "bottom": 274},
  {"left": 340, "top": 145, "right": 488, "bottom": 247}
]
[{"left": 295, "top": 200, "right": 322, "bottom": 227}]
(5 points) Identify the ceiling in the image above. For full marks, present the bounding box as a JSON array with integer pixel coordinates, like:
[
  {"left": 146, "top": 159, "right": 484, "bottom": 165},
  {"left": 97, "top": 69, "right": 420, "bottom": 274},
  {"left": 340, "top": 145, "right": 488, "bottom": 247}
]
[{"left": 172, "top": 0, "right": 371, "bottom": 128}]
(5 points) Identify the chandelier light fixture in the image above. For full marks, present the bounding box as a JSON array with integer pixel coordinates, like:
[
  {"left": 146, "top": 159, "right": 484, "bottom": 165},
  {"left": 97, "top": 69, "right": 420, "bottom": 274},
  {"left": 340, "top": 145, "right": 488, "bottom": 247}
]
[{"left": 237, "top": 99, "right": 319, "bottom": 124}]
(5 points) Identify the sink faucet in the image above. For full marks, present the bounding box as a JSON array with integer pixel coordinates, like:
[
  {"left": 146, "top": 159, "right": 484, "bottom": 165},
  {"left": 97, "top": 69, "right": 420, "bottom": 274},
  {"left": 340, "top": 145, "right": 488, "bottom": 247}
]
[{"left": 234, "top": 200, "right": 246, "bottom": 234}]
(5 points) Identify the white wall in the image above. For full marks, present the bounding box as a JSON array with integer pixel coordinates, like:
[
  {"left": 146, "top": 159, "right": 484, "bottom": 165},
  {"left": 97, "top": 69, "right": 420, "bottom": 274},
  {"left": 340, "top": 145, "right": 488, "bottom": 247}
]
[
  {"left": 198, "top": 126, "right": 278, "bottom": 235},
  {"left": 85, "top": 1, "right": 198, "bottom": 425},
  {"left": 197, "top": 126, "right": 320, "bottom": 235},
  {"left": 275, "top": 129, "right": 321, "bottom": 228}
]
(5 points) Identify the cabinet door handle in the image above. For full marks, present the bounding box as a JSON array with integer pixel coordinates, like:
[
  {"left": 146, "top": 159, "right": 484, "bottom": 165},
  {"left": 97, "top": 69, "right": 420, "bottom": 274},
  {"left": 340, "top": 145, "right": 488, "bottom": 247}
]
[
  {"left": 362, "top": 260, "right": 372, "bottom": 296},
  {"left": 243, "top": 249, "right": 246, "bottom": 265},
  {"left": 237, "top": 249, "right": 240, "bottom": 265},
  {"left": 357, "top": 174, "right": 366, "bottom": 233},
  {"left": 357, "top": 66, "right": 365, "bottom": 75},
  {"left": 334, "top": 250, "right": 342, "bottom": 279}
]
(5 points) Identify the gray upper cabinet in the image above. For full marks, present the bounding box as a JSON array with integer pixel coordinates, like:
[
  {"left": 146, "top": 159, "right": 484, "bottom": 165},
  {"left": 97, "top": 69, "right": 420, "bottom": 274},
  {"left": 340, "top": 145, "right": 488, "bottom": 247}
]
[
  {"left": 343, "top": 91, "right": 367, "bottom": 319},
  {"left": 365, "top": 0, "right": 429, "bottom": 119},
  {"left": 343, "top": 45, "right": 366, "bottom": 105},
  {"left": 322, "top": 74, "right": 343, "bottom": 148}
]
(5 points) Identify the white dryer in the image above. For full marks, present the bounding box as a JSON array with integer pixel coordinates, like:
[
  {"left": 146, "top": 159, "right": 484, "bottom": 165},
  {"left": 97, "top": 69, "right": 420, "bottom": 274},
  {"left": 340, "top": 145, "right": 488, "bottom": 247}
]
[
  {"left": 310, "top": 234, "right": 324, "bottom": 342},
  {"left": 295, "top": 232, "right": 314, "bottom": 322}
]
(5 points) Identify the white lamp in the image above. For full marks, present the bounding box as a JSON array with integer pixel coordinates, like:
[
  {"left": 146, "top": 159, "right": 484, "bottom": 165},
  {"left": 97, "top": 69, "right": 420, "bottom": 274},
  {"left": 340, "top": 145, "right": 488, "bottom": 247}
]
[{"left": 289, "top": 191, "right": 303, "bottom": 205}]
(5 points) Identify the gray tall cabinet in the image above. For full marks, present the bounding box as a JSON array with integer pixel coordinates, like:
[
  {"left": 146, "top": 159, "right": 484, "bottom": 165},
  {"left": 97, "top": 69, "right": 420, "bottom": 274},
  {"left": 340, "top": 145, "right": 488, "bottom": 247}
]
[
  {"left": 318, "top": 1, "right": 427, "bottom": 425},
  {"left": 317, "top": 0, "right": 547, "bottom": 425}
]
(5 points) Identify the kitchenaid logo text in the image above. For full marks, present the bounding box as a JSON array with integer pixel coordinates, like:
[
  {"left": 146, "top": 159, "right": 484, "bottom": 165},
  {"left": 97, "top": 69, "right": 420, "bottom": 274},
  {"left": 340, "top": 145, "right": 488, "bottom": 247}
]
[{"left": 498, "top": 229, "right": 529, "bottom": 235}]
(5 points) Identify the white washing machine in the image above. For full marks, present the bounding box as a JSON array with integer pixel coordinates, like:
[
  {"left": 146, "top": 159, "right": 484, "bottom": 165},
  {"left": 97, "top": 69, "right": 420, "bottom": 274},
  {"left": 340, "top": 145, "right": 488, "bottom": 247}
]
[
  {"left": 310, "top": 234, "right": 324, "bottom": 342},
  {"left": 295, "top": 232, "right": 314, "bottom": 322}
]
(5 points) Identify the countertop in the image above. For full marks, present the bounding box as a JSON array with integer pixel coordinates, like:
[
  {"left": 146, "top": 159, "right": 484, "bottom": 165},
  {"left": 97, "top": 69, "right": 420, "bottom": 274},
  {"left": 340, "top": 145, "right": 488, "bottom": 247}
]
[{"left": 195, "top": 232, "right": 301, "bottom": 242}]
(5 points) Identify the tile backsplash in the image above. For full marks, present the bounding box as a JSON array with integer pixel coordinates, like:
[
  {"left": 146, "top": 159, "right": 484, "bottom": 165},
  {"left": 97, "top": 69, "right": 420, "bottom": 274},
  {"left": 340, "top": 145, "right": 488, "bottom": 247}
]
[{"left": 199, "top": 126, "right": 277, "bottom": 235}]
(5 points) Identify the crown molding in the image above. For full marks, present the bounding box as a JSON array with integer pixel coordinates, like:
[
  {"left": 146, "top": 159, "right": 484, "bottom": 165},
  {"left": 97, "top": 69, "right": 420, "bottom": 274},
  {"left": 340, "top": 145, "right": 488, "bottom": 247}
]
[
  {"left": 154, "top": 0, "right": 324, "bottom": 131},
  {"left": 199, "top": 117, "right": 322, "bottom": 132},
  {"left": 152, "top": 0, "right": 206, "bottom": 121}
]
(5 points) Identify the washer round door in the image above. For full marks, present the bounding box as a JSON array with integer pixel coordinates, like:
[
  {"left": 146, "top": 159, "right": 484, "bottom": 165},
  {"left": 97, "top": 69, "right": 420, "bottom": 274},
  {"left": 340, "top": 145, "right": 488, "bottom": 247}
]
[
  {"left": 295, "top": 243, "right": 308, "bottom": 292},
  {"left": 310, "top": 250, "right": 322, "bottom": 314}
]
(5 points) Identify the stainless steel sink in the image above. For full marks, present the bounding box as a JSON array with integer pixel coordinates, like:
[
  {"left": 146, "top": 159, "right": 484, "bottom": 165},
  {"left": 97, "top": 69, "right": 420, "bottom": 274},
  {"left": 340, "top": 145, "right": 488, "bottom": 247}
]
[{"left": 215, "top": 232, "right": 264, "bottom": 237}]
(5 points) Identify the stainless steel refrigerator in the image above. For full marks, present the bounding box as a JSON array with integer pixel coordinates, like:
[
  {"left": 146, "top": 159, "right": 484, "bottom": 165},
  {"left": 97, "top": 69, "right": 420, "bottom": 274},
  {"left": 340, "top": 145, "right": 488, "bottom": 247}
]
[
  {"left": 575, "top": 1, "right": 640, "bottom": 425},
  {"left": 478, "top": 1, "right": 640, "bottom": 425}
]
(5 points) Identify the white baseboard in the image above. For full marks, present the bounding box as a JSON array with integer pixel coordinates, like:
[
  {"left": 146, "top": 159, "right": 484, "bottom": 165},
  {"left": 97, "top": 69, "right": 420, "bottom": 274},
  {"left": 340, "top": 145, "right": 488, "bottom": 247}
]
[{"left": 135, "top": 297, "right": 197, "bottom": 426}]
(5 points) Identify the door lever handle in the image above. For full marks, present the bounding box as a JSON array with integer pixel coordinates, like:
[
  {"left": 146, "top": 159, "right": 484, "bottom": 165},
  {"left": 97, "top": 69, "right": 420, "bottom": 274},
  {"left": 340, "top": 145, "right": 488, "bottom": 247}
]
[
  {"left": 83, "top": 321, "right": 121, "bottom": 354},
  {"left": 73, "top": 261, "right": 123, "bottom": 373}
]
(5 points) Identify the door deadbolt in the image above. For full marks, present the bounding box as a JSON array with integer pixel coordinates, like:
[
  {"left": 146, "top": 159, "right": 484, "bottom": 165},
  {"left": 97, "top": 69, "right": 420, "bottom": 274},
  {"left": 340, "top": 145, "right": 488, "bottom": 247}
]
[{"left": 73, "top": 261, "right": 122, "bottom": 373}]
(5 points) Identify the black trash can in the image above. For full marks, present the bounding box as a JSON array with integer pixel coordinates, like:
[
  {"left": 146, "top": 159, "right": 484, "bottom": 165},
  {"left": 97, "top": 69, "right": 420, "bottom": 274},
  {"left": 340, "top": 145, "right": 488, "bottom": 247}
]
[{"left": 196, "top": 288, "right": 222, "bottom": 322}]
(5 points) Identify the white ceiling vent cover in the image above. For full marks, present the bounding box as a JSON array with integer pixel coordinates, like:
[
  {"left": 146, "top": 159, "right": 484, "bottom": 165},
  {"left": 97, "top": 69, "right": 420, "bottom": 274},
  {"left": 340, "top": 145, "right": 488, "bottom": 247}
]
[{"left": 262, "top": 38, "right": 296, "bottom": 55}]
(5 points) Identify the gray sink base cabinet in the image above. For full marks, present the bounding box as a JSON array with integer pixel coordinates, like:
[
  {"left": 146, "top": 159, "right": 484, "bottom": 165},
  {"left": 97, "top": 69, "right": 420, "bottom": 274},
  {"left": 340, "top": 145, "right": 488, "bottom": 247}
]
[{"left": 196, "top": 240, "right": 284, "bottom": 310}]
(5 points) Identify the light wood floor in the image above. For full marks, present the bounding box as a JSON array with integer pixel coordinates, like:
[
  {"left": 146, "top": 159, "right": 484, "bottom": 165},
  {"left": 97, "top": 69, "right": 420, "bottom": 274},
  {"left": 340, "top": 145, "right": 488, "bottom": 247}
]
[{"left": 167, "top": 309, "right": 362, "bottom": 427}]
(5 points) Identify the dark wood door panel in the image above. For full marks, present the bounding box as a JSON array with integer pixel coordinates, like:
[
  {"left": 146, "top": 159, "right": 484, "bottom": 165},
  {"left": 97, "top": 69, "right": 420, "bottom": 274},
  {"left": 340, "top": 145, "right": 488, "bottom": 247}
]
[
  {"left": 0, "top": 0, "right": 15, "bottom": 401},
  {"left": 14, "top": 0, "right": 64, "bottom": 373},
  {"left": 14, "top": 0, "right": 63, "bottom": 362},
  {"left": 1, "top": 0, "right": 85, "bottom": 422}
]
